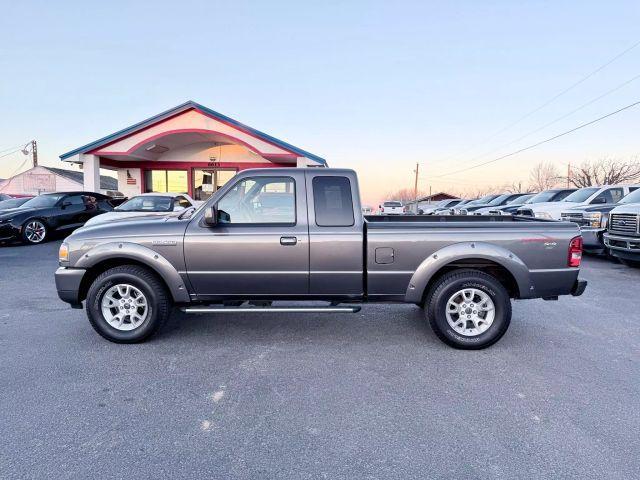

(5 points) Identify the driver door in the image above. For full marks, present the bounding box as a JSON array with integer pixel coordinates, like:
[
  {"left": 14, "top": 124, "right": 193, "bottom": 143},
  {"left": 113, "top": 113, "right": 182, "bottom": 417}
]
[{"left": 184, "top": 172, "right": 309, "bottom": 297}]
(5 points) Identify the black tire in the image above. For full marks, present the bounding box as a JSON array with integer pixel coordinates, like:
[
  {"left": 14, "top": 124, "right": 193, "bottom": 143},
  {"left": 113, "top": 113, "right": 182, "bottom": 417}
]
[
  {"left": 86, "top": 265, "right": 171, "bottom": 343},
  {"left": 618, "top": 258, "right": 640, "bottom": 268},
  {"left": 21, "top": 219, "right": 48, "bottom": 244},
  {"left": 425, "top": 270, "right": 511, "bottom": 349}
]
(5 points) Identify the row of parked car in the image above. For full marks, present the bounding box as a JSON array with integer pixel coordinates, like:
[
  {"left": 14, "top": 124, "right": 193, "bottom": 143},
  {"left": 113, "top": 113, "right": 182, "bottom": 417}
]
[
  {"left": 0, "top": 191, "right": 201, "bottom": 245},
  {"left": 378, "top": 184, "right": 640, "bottom": 267}
]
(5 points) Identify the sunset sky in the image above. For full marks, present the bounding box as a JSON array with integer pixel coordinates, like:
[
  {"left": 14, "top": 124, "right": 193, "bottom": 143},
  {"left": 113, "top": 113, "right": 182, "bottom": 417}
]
[{"left": 1, "top": 1, "right": 639, "bottom": 206}]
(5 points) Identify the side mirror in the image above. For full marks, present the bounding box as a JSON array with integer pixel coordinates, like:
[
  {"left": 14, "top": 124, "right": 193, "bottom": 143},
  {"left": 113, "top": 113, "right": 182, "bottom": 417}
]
[
  {"left": 593, "top": 197, "right": 607, "bottom": 204},
  {"left": 61, "top": 200, "right": 72, "bottom": 208},
  {"left": 204, "top": 205, "right": 218, "bottom": 226}
]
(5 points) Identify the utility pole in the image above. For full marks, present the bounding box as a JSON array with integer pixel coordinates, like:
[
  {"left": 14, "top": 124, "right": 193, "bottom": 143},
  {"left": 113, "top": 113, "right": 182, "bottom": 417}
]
[
  {"left": 567, "top": 162, "right": 571, "bottom": 188},
  {"left": 413, "top": 163, "right": 420, "bottom": 214},
  {"left": 31, "top": 140, "right": 38, "bottom": 167}
]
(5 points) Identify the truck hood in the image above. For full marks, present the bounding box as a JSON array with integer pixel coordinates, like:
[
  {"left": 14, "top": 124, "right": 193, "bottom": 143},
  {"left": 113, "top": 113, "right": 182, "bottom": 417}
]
[
  {"left": 84, "top": 210, "right": 179, "bottom": 227},
  {"left": 563, "top": 203, "right": 618, "bottom": 213},
  {"left": 69, "top": 212, "right": 191, "bottom": 241},
  {"left": 524, "top": 201, "right": 585, "bottom": 220},
  {"left": 609, "top": 203, "right": 640, "bottom": 215}
]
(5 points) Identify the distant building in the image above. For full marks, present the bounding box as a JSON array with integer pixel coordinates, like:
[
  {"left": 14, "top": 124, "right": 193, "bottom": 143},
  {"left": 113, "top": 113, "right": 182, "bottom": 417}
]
[
  {"left": 404, "top": 192, "right": 458, "bottom": 213},
  {"left": 0, "top": 166, "right": 118, "bottom": 196}
]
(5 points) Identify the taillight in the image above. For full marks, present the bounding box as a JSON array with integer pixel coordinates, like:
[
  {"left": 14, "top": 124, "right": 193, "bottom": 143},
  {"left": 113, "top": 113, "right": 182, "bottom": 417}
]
[{"left": 568, "top": 236, "right": 583, "bottom": 267}]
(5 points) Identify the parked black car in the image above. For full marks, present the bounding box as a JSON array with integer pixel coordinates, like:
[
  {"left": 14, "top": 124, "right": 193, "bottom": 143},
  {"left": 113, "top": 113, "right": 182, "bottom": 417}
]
[
  {"left": 0, "top": 197, "right": 33, "bottom": 211},
  {"left": 0, "top": 192, "right": 116, "bottom": 245}
]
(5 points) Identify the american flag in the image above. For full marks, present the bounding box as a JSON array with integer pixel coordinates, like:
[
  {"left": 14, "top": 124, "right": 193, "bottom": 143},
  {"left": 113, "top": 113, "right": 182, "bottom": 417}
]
[{"left": 126, "top": 170, "right": 136, "bottom": 185}]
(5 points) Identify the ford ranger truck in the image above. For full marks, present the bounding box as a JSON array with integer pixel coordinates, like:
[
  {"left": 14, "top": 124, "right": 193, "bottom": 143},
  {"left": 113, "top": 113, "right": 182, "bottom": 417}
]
[{"left": 55, "top": 168, "right": 587, "bottom": 349}]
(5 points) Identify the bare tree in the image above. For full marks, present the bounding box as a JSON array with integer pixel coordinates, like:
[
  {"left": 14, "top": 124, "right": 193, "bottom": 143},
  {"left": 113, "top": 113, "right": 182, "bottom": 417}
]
[
  {"left": 385, "top": 187, "right": 427, "bottom": 203},
  {"left": 529, "top": 161, "right": 560, "bottom": 192},
  {"left": 567, "top": 157, "right": 640, "bottom": 187}
]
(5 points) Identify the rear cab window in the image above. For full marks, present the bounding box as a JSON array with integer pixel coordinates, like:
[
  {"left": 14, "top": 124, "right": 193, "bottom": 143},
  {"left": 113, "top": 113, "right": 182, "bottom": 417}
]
[{"left": 312, "top": 176, "right": 355, "bottom": 227}]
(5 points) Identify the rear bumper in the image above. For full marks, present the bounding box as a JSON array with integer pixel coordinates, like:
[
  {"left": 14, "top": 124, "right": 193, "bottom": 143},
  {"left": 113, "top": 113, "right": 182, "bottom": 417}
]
[
  {"left": 55, "top": 267, "right": 86, "bottom": 307},
  {"left": 571, "top": 278, "right": 588, "bottom": 297}
]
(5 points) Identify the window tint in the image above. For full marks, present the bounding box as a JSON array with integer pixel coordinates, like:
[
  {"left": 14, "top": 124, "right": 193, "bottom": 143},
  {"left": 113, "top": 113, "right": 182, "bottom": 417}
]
[
  {"left": 66, "top": 195, "right": 85, "bottom": 205},
  {"left": 217, "top": 177, "right": 295, "bottom": 224},
  {"left": 554, "top": 190, "right": 574, "bottom": 201},
  {"left": 592, "top": 188, "right": 624, "bottom": 204},
  {"left": 313, "top": 176, "right": 355, "bottom": 227},
  {"left": 563, "top": 187, "right": 599, "bottom": 203}
]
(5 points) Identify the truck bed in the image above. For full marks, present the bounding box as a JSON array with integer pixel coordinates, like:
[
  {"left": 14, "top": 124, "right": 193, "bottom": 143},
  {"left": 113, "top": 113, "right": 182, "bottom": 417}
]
[{"left": 364, "top": 215, "right": 579, "bottom": 301}]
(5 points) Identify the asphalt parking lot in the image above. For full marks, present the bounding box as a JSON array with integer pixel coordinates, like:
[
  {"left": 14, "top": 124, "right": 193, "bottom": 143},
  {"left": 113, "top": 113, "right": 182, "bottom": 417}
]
[{"left": 1, "top": 240, "right": 639, "bottom": 479}]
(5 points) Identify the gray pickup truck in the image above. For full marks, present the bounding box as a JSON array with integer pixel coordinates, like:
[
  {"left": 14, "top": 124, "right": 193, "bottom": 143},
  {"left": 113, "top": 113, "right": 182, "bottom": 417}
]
[{"left": 55, "top": 168, "right": 587, "bottom": 349}]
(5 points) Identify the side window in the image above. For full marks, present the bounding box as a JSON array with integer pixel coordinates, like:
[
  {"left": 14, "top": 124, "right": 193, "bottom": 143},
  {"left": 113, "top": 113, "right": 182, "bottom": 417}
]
[
  {"left": 173, "top": 196, "right": 191, "bottom": 210},
  {"left": 592, "top": 188, "right": 623, "bottom": 204},
  {"left": 312, "top": 176, "right": 355, "bottom": 227},
  {"left": 82, "top": 195, "right": 98, "bottom": 209},
  {"left": 217, "top": 177, "right": 295, "bottom": 224},
  {"left": 555, "top": 190, "right": 573, "bottom": 201},
  {"left": 66, "top": 194, "right": 84, "bottom": 205}
]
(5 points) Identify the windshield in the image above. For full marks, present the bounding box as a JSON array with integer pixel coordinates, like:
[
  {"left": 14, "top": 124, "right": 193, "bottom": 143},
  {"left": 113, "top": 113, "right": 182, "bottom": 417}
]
[
  {"left": 0, "top": 198, "right": 31, "bottom": 209},
  {"left": 511, "top": 194, "right": 534, "bottom": 204},
  {"left": 383, "top": 201, "right": 402, "bottom": 207},
  {"left": 116, "top": 195, "right": 174, "bottom": 212},
  {"left": 19, "top": 194, "right": 65, "bottom": 208},
  {"left": 487, "top": 194, "right": 513, "bottom": 206},
  {"left": 619, "top": 188, "right": 640, "bottom": 204},
  {"left": 563, "top": 187, "right": 599, "bottom": 203}
]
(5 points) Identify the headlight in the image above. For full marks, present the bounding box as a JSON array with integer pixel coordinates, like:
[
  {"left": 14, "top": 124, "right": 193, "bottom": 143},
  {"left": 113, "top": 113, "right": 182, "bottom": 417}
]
[
  {"left": 534, "top": 212, "right": 553, "bottom": 220},
  {"left": 584, "top": 212, "right": 603, "bottom": 228},
  {"left": 59, "top": 243, "right": 69, "bottom": 263}
]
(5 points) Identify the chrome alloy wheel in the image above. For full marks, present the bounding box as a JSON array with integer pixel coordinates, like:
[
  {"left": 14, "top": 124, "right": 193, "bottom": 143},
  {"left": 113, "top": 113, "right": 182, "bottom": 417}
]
[
  {"left": 445, "top": 288, "right": 495, "bottom": 337},
  {"left": 101, "top": 284, "right": 149, "bottom": 331},
  {"left": 24, "top": 221, "right": 46, "bottom": 243}
]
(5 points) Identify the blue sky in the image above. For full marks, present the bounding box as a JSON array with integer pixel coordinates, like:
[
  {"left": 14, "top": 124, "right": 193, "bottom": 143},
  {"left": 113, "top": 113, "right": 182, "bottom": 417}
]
[{"left": 1, "top": 1, "right": 639, "bottom": 203}]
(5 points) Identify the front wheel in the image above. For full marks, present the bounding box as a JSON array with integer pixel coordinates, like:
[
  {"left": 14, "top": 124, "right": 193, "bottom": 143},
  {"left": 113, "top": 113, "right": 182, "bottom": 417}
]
[
  {"left": 86, "top": 265, "right": 172, "bottom": 343},
  {"left": 425, "top": 270, "right": 512, "bottom": 349},
  {"left": 22, "top": 219, "right": 47, "bottom": 244}
]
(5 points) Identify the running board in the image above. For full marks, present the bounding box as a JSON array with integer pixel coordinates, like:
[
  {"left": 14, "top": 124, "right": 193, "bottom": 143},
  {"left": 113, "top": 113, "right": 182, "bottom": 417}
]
[{"left": 181, "top": 306, "right": 361, "bottom": 314}]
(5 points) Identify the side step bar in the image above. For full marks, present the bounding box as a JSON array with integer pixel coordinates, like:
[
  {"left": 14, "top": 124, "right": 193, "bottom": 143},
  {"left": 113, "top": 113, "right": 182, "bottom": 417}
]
[{"left": 181, "top": 306, "right": 361, "bottom": 314}]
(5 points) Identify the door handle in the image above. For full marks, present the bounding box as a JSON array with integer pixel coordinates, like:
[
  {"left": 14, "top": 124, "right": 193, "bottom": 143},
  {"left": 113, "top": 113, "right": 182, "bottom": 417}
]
[{"left": 280, "top": 236, "right": 297, "bottom": 246}]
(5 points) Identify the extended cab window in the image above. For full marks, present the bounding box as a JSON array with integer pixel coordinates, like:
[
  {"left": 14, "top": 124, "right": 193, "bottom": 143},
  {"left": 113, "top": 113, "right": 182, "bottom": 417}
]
[
  {"left": 313, "top": 176, "right": 355, "bottom": 227},
  {"left": 217, "top": 177, "right": 295, "bottom": 224}
]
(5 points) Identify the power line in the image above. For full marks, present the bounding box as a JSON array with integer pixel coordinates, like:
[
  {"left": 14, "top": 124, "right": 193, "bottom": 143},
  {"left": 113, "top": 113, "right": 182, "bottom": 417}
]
[
  {"left": 434, "top": 38, "right": 640, "bottom": 165},
  {"left": 0, "top": 148, "right": 22, "bottom": 159},
  {"left": 433, "top": 100, "right": 640, "bottom": 178},
  {"left": 447, "top": 71, "right": 640, "bottom": 168}
]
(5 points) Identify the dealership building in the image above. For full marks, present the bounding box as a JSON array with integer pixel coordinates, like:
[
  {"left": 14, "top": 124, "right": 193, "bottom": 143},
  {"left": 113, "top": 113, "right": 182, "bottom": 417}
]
[{"left": 60, "top": 101, "right": 327, "bottom": 199}]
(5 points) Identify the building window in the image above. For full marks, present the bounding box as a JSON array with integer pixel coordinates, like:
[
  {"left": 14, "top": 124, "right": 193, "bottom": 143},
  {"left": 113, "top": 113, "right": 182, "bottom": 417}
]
[{"left": 145, "top": 170, "right": 188, "bottom": 194}]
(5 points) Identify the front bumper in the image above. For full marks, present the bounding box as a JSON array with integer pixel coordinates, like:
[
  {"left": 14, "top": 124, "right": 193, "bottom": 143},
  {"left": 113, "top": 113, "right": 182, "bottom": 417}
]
[
  {"left": 0, "top": 223, "right": 20, "bottom": 242},
  {"left": 55, "top": 267, "right": 86, "bottom": 308},
  {"left": 571, "top": 278, "right": 588, "bottom": 297},
  {"left": 603, "top": 233, "right": 640, "bottom": 261}
]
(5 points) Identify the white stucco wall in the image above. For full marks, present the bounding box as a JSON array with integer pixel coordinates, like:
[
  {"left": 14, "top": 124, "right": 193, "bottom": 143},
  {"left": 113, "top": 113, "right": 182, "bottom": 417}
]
[
  {"left": 116, "top": 168, "right": 143, "bottom": 197},
  {"left": 157, "top": 143, "right": 266, "bottom": 164}
]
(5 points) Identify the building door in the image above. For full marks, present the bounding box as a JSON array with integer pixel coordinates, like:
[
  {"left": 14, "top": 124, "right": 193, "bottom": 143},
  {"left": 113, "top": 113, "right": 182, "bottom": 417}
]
[{"left": 193, "top": 168, "right": 237, "bottom": 201}]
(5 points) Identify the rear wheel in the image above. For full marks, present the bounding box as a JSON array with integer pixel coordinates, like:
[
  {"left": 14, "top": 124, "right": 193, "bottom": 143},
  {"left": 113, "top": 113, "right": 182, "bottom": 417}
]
[
  {"left": 86, "top": 265, "right": 171, "bottom": 343},
  {"left": 425, "top": 270, "right": 511, "bottom": 349}
]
